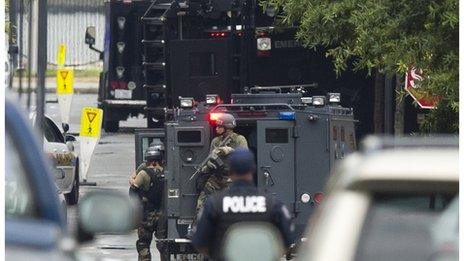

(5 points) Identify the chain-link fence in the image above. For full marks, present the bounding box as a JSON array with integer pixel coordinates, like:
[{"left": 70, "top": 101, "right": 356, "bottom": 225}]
[{"left": 11, "top": 0, "right": 105, "bottom": 71}]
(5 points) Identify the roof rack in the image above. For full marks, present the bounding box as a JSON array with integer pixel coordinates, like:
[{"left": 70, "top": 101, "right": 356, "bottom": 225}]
[
  {"left": 248, "top": 83, "right": 318, "bottom": 94},
  {"left": 211, "top": 103, "right": 295, "bottom": 112}
]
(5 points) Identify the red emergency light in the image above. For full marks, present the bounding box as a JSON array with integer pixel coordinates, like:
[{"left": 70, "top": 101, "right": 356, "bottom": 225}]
[
  {"left": 209, "top": 32, "right": 228, "bottom": 38},
  {"left": 110, "top": 81, "right": 127, "bottom": 89},
  {"left": 313, "top": 192, "right": 324, "bottom": 204},
  {"left": 209, "top": 112, "right": 224, "bottom": 124}
]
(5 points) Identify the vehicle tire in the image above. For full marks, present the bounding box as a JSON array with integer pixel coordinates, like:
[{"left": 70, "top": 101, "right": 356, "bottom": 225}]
[
  {"left": 104, "top": 120, "right": 119, "bottom": 132},
  {"left": 65, "top": 159, "right": 80, "bottom": 205}
]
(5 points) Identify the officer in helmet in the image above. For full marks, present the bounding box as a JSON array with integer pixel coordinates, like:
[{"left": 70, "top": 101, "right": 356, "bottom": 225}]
[
  {"left": 129, "top": 144, "right": 165, "bottom": 261},
  {"left": 192, "top": 148, "right": 295, "bottom": 260},
  {"left": 129, "top": 139, "right": 165, "bottom": 184},
  {"left": 194, "top": 113, "right": 248, "bottom": 221}
]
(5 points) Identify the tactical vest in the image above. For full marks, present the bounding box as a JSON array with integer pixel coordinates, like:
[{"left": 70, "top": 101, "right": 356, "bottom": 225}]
[
  {"left": 210, "top": 133, "right": 246, "bottom": 176},
  {"left": 142, "top": 167, "right": 164, "bottom": 211},
  {"left": 208, "top": 184, "right": 277, "bottom": 260},
  {"left": 211, "top": 132, "right": 243, "bottom": 150}
]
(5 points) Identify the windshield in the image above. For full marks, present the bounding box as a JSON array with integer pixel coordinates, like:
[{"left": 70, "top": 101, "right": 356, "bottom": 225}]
[{"left": 356, "top": 193, "right": 456, "bottom": 261}]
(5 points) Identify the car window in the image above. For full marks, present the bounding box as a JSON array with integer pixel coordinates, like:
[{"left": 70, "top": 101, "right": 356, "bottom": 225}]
[
  {"left": 5, "top": 131, "right": 38, "bottom": 219},
  {"left": 355, "top": 193, "right": 455, "bottom": 261},
  {"left": 44, "top": 118, "right": 64, "bottom": 143}
]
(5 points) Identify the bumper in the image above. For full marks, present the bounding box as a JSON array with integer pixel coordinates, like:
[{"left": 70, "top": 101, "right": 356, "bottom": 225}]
[
  {"left": 155, "top": 239, "right": 203, "bottom": 259},
  {"left": 102, "top": 99, "right": 147, "bottom": 108}
]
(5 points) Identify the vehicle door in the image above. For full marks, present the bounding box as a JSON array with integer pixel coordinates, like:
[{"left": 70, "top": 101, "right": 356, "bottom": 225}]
[
  {"left": 6, "top": 106, "right": 69, "bottom": 260},
  {"left": 43, "top": 117, "right": 76, "bottom": 193},
  {"left": 169, "top": 39, "right": 236, "bottom": 104},
  {"left": 256, "top": 120, "right": 296, "bottom": 211}
]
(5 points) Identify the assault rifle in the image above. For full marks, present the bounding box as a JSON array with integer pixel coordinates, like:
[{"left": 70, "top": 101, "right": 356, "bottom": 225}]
[{"left": 188, "top": 135, "right": 232, "bottom": 181}]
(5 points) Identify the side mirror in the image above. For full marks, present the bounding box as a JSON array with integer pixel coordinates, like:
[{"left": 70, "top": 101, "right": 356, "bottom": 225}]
[
  {"left": 85, "top": 26, "right": 96, "bottom": 46},
  {"left": 222, "top": 222, "right": 284, "bottom": 261},
  {"left": 65, "top": 135, "right": 76, "bottom": 142},
  {"left": 77, "top": 191, "right": 141, "bottom": 243},
  {"left": 62, "top": 123, "right": 70, "bottom": 133}
]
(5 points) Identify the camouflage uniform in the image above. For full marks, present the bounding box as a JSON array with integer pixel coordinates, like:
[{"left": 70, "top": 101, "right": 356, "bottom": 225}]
[
  {"left": 133, "top": 165, "right": 165, "bottom": 261},
  {"left": 195, "top": 132, "right": 248, "bottom": 212}
]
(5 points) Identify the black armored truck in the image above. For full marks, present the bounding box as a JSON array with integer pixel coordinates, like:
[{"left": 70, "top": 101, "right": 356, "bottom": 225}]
[
  {"left": 86, "top": 0, "right": 374, "bottom": 134},
  {"left": 135, "top": 87, "right": 357, "bottom": 259}
]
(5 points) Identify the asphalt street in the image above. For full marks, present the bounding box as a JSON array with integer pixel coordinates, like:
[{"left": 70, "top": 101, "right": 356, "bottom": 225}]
[{"left": 15, "top": 92, "right": 161, "bottom": 260}]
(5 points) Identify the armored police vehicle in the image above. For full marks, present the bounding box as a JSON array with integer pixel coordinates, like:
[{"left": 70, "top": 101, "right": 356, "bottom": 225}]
[
  {"left": 86, "top": 0, "right": 374, "bottom": 134},
  {"left": 135, "top": 87, "right": 357, "bottom": 260}
]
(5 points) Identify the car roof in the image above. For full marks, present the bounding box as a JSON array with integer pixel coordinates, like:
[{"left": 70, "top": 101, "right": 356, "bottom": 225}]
[
  {"left": 358, "top": 148, "right": 457, "bottom": 181},
  {"left": 331, "top": 147, "right": 458, "bottom": 193}
]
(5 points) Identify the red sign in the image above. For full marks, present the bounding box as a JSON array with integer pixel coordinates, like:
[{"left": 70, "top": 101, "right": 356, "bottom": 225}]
[{"left": 405, "top": 67, "right": 439, "bottom": 109}]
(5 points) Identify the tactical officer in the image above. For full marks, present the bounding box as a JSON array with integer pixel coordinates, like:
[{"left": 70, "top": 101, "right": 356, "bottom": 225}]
[
  {"left": 129, "top": 144, "right": 165, "bottom": 261},
  {"left": 129, "top": 139, "right": 165, "bottom": 184},
  {"left": 195, "top": 113, "right": 248, "bottom": 216},
  {"left": 192, "top": 148, "right": 295, "bottom": 260}
]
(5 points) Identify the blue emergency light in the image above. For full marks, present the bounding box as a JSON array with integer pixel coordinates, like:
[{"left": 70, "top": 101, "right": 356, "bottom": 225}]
[{"left": 278, "top": 112, "right": 295, "bottom": 120}]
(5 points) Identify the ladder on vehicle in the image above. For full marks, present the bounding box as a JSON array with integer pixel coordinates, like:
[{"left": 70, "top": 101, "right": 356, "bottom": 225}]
[{"left": 141, "top": 0, "right": 178, "bottom": 127}]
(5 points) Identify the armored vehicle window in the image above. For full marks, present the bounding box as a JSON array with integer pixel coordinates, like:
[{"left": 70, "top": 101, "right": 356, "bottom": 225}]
[
  {"left": 189, "top": 52, "right": 215, "bottom": 77},
  {"left": 177, "top": 130, "right": 202, "bottom": 143},
  {"left": 265, "top": 128, "right": 288, "bottom": 143}
]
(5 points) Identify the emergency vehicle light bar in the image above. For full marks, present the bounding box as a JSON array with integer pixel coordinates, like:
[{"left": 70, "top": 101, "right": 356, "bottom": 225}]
[
  {"left": 211, "top": 103, "right": 294, "bottom": 112},
  {"left": 209, "top": 32, "right": 228, "bottom": 38},
  {"left": 278, "top": 112, "right": 295, "bottom": 120},
  {"left": 209, "top": 112, "right": 224, "bottom": 124}
]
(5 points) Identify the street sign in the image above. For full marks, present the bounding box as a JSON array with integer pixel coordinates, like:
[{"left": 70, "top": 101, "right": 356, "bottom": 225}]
[
  {"left": 56, "top": 68, "right": 74, "bottom": 123},
  {"left": 405, "top": 67, "right": 439, "bottom": 109},
  {"left": 57, "top": 44, "right": 66, "bottom": 67},
  {"left": 80, "top": 107, "right": 103, "bottom": 138},
  {"left": 56, "top": 68, "right": 74, "bottom": 94},
  {"left": 79, "top": 107, "right": 103, "bottom": 182}
]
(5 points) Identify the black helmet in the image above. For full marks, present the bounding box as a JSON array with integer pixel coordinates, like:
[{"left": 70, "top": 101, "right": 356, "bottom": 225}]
[
  {"left": 216, "top": 113, "right": 236, "bottom": 129},
  {"left": 150, "top": 139, "right": 165, "bottom": 151},
  {"left": 145, "top": 145, "right": 163, "bottom": 162},
  {"left": 229, "top": 148, "right": 256, "bottom": 175}
]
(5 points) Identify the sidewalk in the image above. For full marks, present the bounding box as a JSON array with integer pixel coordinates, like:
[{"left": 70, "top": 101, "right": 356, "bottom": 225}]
[{"left": 11, "top": 76, "right": 99, "bottom": 94}]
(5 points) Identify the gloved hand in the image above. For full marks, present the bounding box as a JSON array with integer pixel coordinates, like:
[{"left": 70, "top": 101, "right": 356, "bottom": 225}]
[
  {"left": 216, "top": 146, "right": 234, "bottom": 156},
  {"left": 201, "top": 164, "right": 210, "bottom": 173},
  {"left": 212, "top": 148, "right": 221, "bottom": 157},
  {"left": 206, "top": 159, "right": 218, "bottom": 170}
]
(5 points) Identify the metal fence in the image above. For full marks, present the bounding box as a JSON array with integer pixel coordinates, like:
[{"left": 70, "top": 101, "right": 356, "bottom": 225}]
[{"left": 13, "top": 0, "right": 106, "bottom": 71}]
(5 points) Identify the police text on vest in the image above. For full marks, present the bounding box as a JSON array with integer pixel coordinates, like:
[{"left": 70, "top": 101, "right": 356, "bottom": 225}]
[{"left": 222, "top": 196, "right": 267, "bottom": 213}]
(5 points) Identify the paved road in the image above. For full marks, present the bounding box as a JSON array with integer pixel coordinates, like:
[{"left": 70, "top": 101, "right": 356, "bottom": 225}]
[{"left": 16, "top": 92, "right": 161, "bottom": 260}]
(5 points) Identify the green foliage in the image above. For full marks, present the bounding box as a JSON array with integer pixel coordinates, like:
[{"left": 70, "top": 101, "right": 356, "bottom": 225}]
[{"left": 263, "top": 0, "right": 459, "bottom": 133}]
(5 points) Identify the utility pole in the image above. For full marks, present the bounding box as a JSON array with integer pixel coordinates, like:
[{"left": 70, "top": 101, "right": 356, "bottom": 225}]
[
  {"left": 26, "top": 0, "right": 34, "bottom": 108},
  {"left": 384, "top": 74, "right": 394, "bottom": 134},
  {"left": 18, "top": 0, "right": 24, "bottom": 97},
  {"left": 394, "top": 75, "right": 405, "bottom": 136},
  {"left": 36, "top": 0, "right": 47, "bottom": 141}
]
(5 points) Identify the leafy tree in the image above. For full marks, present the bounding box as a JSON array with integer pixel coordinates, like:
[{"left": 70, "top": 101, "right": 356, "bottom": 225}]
[{"left": 262, "top": 0, "right": 458, "bottom": 133}]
